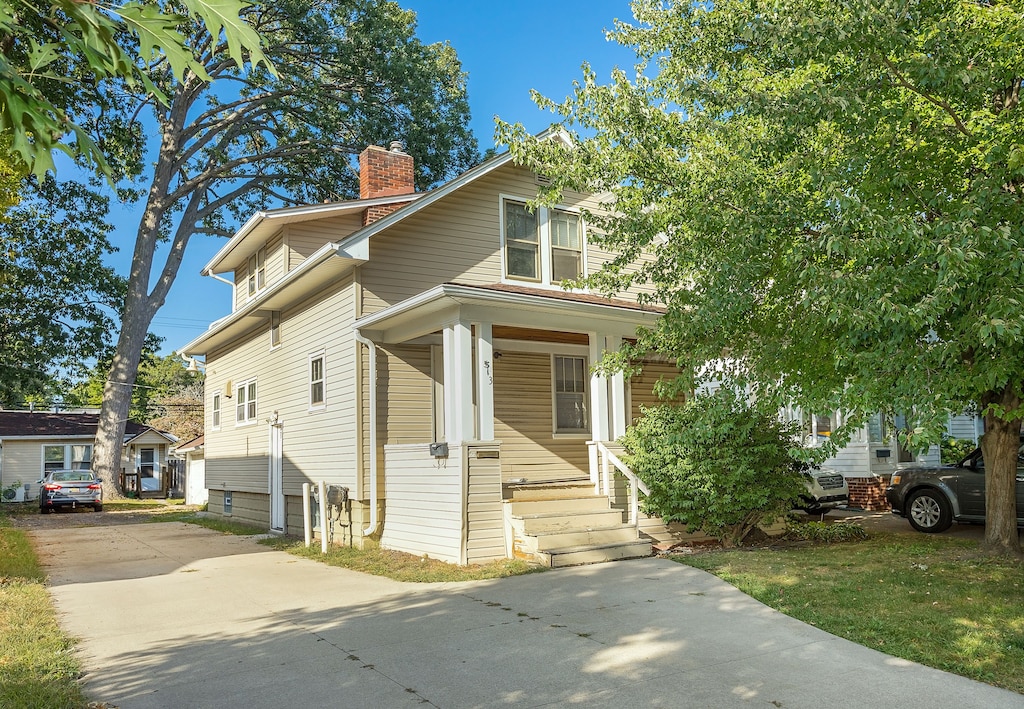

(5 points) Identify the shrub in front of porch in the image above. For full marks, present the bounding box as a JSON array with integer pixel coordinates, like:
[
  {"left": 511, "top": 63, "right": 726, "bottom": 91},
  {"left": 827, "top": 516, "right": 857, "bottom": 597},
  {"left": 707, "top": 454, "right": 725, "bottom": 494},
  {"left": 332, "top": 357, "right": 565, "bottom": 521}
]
[{"left": 621, "top": 391, "right": 808, "bottom": 547}]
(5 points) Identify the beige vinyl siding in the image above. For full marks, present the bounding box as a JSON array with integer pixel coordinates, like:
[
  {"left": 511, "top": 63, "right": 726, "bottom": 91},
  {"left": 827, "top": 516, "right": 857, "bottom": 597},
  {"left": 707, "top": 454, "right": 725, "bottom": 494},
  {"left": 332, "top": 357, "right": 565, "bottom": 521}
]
[
  {"left": 465, "top": 444, "right": 505, "bottom": 563},
  {"left": 381, "top": 443, "right": 464, "bottom": 563},
  {"left": 204, "top": 274, "right": 359, "bottom": 498},
  {"left": 630, "top": 360, "right": 685, "bottom": 423},
  {"left": 380, "top": 344, "right": 433, "bottom": 445},
  {"left": 493, "top": 350, "right": 588, "bottom": 482},
  {"left": 1, "top": 438, "right": 93, "bottom": 499},
  {"left": 586, "top": 239, "right": 657, "bottom": 302},
  {"left": 287, "top": 215, "right": 364, "bottom": 271},
  {"left": 360, "top": 164, "right": 598, "bottom": 314}
]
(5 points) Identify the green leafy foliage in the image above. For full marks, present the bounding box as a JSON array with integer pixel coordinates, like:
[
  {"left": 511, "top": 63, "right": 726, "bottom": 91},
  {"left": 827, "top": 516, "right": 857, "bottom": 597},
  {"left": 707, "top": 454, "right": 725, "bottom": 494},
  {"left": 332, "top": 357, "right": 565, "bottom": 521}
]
[
  {"left": 620, "top": 389, "right": 808, "bottom": 546},
  {"left": 940, "top": 435, "right": 976, "bottom": 464},
  {"left": 501, "top": 0, "right": 1024, "bottom": 553},
  {"left": 0, "top": 176, "right": 124, "bottom": 403},
  {"left": 0, "top": 0, "right": 272, "bottom": 176},
  {"left": 784, "top": 519, "right": 868, "bottom": 543}
]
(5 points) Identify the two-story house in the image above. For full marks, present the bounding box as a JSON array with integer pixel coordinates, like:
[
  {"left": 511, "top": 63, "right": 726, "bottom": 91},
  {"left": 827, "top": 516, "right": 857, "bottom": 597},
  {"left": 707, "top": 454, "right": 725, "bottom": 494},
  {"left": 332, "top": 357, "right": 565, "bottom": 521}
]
[{"left": 181, "top": 136, "right": 677, "bottom": 566}]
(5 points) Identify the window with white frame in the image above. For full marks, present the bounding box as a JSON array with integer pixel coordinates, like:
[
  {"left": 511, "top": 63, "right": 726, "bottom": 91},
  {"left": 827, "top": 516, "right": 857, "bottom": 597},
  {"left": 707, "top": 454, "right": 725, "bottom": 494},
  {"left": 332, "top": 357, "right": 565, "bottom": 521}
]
[
  {"left": 502, "top": 198, "right": 586, "bottom": 286},
  {"left": 270, "top": 310, "right": 281, "bottom": 348},
  {"left": 309, "top": 352, "right": 325, "bottom": 408},
  {"left": 247, "top": 247, "right": 266, "bottom": 297},
  {"left": 212, "top": 393, "right": 221, "bottom": 429},
  {"left": 504, "top": 200, "right": 539, "bottom": 280},
  {"left": 553, "top": 355, "right": 589, "bottom": 434},
  {"left": 236, "top": 379, "right": 257, "bottom": 424},
  {"left": 42, "top": 444, "right": 92, "bottom": 473}
]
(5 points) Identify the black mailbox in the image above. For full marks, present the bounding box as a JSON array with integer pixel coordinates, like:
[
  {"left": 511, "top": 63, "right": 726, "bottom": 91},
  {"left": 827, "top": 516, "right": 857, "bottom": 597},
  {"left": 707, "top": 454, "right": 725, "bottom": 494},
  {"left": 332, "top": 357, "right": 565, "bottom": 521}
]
[{"left": 429, "top": 442, "right": 449, "bottom": 457}]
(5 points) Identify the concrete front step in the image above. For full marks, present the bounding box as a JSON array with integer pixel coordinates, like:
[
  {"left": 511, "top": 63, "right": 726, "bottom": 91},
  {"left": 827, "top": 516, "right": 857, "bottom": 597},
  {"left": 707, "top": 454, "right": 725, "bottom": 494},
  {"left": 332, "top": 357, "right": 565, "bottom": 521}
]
[
  {"left": 538, "top": 540, "right": 653, "bottom": 568},
  {"left": 508, "top": 496, "right": 610, "bottom": 515},
  {"left": 503, "top": 482, "right": 594, "bottom": 501},
  {"left": 518, "top": 509, "right": 625, "bottom": 533},
  {"left": 515, "top": 524, "right": 638, "bottom": 554}
]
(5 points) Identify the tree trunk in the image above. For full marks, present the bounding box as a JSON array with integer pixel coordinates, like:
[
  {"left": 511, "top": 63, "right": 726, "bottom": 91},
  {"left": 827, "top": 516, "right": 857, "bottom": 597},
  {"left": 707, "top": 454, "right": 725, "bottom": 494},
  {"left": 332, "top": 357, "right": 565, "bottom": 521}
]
[
  {"left": 93, "top": 309, "right": 153, "bottom": 500},
  {"left": 980, "top": 385, "right": 1023, "bottom": 556}
]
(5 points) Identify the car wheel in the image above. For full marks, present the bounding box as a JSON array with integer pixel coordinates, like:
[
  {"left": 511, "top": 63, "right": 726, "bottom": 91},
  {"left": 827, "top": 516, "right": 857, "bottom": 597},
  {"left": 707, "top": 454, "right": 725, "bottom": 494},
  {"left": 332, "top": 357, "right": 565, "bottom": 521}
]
[
  {"left": 93, "top": 504, "right": 103, "bottom": 512},
  {"left": 906, "top": 489, "right": 953, "bottom": 533}
]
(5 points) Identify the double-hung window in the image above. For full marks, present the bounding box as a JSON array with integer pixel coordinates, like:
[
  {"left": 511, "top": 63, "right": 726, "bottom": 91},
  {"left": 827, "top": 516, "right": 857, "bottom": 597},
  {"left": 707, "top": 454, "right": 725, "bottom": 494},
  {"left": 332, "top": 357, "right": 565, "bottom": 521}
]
[
  {"left": 504, "top": 200, "right": 540, "bottom": 280},
  {"left": 43, "top": 444, "right": 92, "bottom": 473},
  {"left": 309, "top": 352, "right": 325, "bottom": 409},
  {"left": 212, "top": 393, "right": 221, "bottom": 429},
  {"left": 553, "top": 355, "right": 589, "bottom": 434},
  {"left": 236, "top": 379, "right": 257, "bottom": 424},
  {"left": 549, "top": 209, "right": 582, "bottom": 282},
  {"left": 247, "top": 247, "right": 266, "bottom": 297},
  {"left": 502, "top": 198, "right": 585, "bottom": 286}
]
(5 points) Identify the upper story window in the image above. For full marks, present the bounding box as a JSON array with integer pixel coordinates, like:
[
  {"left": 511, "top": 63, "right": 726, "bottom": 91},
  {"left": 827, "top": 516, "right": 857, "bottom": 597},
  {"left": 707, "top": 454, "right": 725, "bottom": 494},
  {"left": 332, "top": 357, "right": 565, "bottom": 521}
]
[
  {"left": 309, "top": 352, "right": 325, "bottom": 409},
  {"left": 212, "top": 393, "right": 221, "bottom": 430},
  {"left": 247, "top": 247, "right": 266, "bottom": 297},
  {"left": 270, "top": 311, "right": 281, "bottom": 348},
  {"left": 502, "top": 198, "right": 585, "bottom": 287},
  {"left": 236, "top": 379, "right": 257, "bottom": 425}
]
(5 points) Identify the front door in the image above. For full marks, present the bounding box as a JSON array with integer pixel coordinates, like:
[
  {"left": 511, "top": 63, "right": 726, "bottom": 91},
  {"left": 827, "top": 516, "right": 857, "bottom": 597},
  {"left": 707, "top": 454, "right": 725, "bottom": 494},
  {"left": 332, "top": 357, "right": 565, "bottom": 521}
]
[{"left": 269, "top": 418, "right": 284, "bottom": 531}]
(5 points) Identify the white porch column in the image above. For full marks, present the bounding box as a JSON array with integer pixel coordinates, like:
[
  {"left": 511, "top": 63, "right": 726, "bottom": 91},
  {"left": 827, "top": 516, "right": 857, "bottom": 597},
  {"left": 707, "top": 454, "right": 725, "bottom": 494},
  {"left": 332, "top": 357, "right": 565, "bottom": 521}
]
[
  {"left": 443, "top": 319, "right": 474, "bottom": 443},
  {"left": 588, "top": 332, "right": 610, "bottom": 443},
  {"left": 475, "top": 321, "right": 495, "bottom": 441},
  {"left": 608, "top": 335, "right": 628, "bottom": 439}
]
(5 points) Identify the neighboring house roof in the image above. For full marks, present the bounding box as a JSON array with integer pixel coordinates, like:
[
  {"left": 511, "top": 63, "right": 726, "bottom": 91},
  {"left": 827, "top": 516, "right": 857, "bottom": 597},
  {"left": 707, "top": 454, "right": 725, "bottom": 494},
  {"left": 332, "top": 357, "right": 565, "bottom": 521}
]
[
  {"left": 0, "top": 411, "right": 172, "bottom": 443},
  {"left": 174, "top": 435, "right": 205, "bottom": 454}
]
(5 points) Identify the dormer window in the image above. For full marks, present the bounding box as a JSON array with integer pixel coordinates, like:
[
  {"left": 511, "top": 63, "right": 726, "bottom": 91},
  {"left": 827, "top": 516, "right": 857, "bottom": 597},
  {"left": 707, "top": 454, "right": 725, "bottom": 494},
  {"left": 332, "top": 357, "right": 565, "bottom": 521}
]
[
  {"left": 501, "top": 198, "right": 585, "bottom": 287},
  {"left": 247, "top": 247, "right": 266, "bottom": 297}
]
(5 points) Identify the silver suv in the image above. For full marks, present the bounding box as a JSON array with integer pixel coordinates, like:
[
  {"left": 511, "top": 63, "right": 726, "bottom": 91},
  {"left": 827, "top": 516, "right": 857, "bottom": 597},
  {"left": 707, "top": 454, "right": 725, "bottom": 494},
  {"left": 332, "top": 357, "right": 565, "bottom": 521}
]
[{"left": 800, "top": 468, "right": 849, "bottom": 514}]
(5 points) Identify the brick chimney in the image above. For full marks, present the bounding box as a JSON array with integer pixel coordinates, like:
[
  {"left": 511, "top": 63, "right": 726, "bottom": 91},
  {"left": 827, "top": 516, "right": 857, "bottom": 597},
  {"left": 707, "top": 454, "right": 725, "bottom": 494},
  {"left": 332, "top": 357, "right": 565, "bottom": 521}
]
[{"left": 359, "top": 141, "right": 415, "bottom": 225}]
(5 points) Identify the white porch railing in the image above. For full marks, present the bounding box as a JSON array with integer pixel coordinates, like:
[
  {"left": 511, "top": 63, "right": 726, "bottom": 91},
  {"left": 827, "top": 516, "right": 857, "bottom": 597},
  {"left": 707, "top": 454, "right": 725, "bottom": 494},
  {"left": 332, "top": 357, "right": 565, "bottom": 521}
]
[{"left": 587, "top": 440, "right": 650, "bottom": 529}]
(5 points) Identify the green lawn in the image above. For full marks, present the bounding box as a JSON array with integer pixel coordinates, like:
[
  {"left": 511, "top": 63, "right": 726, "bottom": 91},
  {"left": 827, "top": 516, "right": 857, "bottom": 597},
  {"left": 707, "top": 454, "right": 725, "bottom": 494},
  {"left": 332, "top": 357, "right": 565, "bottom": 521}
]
[
  {"left": 678, "top": 533, "right": 1024, "bottom": 693},
  {"left": 0, "top": 514, "right": 88, "bottom": 708}
]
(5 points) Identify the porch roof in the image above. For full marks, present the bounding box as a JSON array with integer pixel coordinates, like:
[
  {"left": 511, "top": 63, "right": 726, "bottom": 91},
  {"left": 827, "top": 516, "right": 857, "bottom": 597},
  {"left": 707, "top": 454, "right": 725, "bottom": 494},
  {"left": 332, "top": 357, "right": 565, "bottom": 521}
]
[{"left": 352, "top": 282, "right": 663, "bottom": 344}]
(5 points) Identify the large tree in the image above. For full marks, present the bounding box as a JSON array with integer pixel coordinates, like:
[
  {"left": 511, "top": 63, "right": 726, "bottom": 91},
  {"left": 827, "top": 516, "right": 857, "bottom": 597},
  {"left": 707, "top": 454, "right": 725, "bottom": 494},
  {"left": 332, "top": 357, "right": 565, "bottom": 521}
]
[
  {"left": 501, "top": 0, "right": 1024, "bottom": 554},
  {"left": 0, "top": 176, "right": 124, "bottom": 402},
  {"left": 91, "top": 0, "right": 478, "bottom": 498}
]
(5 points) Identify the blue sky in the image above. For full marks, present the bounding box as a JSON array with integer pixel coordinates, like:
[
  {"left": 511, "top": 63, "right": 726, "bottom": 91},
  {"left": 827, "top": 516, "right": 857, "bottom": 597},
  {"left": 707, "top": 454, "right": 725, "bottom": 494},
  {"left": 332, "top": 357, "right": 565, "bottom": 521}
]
[{"left": 109, "top": 0, "right": 639, "bottom": 354}]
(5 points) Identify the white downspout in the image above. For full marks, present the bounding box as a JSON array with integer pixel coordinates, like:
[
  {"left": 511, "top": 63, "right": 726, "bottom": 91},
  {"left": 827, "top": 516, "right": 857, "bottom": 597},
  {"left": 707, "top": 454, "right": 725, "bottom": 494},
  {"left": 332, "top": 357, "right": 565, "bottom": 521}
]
[
  {"left": 354, "top": 331, "right": 380, "bottom": 537},
  {"left": 203, "top": 269, "right": 235, "bottom": 287}
]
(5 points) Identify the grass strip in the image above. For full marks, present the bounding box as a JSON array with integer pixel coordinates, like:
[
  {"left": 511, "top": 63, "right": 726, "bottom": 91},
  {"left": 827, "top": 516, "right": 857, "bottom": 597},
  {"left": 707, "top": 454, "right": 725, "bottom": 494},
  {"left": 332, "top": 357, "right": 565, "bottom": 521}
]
[
  {"left": 0, "top": 514, "right": 88, "bottom": 708},
  {"left": 678, "top": 532, "right": 1024, "bottom": 693},
  {"left": 264, "top": 538, "right": 545, "bottom": 583}
]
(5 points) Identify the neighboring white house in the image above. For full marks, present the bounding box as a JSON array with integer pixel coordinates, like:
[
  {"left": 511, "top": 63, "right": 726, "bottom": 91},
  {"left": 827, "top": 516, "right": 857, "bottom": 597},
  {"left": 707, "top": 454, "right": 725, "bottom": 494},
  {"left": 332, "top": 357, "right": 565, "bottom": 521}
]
[{"left": 174, "top": 435, "right": 207, "bottom": 506}]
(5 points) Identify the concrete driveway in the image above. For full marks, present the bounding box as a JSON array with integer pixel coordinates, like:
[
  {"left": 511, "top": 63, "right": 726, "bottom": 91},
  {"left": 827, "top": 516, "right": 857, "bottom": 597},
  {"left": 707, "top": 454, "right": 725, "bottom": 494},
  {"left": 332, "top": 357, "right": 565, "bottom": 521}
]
[{"left": 30, "top": 522, "right": 1021, "bottom": 709}]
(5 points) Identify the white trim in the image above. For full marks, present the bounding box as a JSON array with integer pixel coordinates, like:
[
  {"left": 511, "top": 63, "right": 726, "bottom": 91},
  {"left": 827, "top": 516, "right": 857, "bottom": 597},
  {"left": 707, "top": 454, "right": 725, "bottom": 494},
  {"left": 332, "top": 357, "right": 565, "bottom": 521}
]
[
  {"left": 41, "top": 442, "right": 93, "bottom": 476},
  {"left": 475, "top": 322, "right": 495, "bottom": 441},
  {"left": 308, "top": 350, "right": 326, "bottom": 411}
]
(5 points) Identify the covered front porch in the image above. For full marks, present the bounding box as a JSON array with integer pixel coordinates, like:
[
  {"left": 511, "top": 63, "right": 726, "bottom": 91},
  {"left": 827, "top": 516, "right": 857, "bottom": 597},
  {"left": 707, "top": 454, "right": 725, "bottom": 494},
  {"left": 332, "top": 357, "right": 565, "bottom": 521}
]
[{"left": 354, "top": 283, "right": 664, "bottom": 565}]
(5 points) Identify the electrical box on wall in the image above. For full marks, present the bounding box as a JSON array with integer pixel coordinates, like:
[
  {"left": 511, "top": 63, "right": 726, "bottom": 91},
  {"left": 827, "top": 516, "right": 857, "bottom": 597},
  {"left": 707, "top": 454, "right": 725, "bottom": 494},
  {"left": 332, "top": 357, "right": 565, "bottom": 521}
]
[
  {"left": 223, "top": 491, "right": 232, "bottom": 514},
  {"left": 429, "top": 442, "right": 448, "bottom": 458}
]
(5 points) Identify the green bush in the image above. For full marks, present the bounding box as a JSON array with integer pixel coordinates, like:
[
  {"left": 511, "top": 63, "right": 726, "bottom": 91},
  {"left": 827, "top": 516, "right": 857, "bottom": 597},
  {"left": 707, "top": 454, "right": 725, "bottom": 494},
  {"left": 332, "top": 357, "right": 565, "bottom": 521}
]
[
  {"left": 785, "top": 519, "right": 868, "bottom": 543},
  {"left": 940, "top": 435, "right": 974, "bottom": 464},
  {"left": 620, "top": 389, "right": 808, "bottom": 547}
]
